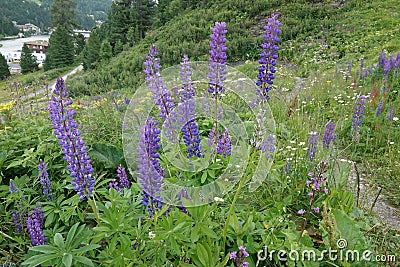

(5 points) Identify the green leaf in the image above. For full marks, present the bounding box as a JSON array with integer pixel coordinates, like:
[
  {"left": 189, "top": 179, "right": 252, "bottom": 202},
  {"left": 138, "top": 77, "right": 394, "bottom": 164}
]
[
  {"left": 21, "top": 254, "right": 59, "bottom": 266},
  {"left": 88, "top": 143, "right": 123, "bottom": 168},
  {"left": 54, "top": 233, "right": 65, "bottom": 249},
  {"left": 191, "top": 226, "right": 199, "bottom": 243},
  {"left": 199, "top": 224, "right": 218, "bottom": 239},
  {"left": 65, "top": 223, "right": 79, "bottom": 248},
  {"left": 74, "top": 256, "right": 94, "bottom": 267},
  {"left": 62, "top": 253, "right": 72, "bottom": 267},
  {"left": 201, "top": 171, "right": 207, "bottom": 184},
  {"left": 72, "top": 244, "right": 100, "bottom": 254},
  {"left": 196, "top": 243, "right": 209, "bottom": 267},
  {"left": 29, "top": 245, "right": 59, "bottom": 254}
]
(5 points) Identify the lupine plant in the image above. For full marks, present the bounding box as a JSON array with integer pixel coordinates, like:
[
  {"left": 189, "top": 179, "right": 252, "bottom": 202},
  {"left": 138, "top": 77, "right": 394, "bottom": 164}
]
[
  {"left": 351, "top": 95, "right": 366, "bottom": 141},
  {"left": 48, "top": 78, "right": 95, "bottom": 200},
  {"left": 256, "top": 14, "right": 281, "bottom": 102},
  {"left": 178, "top": 54, "right": 202, "bottom": 158},
  {"left": 38, "top": 160, "right": 53, "bottom": 201}
]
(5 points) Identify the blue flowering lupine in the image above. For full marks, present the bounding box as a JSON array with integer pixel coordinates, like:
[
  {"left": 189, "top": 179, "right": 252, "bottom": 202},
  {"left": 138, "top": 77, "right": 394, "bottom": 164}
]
[
  {"left": 117, "top": 165, "right": 130, "bottom": 189},
  {"left": 217, "top": 129, "right": 231, "bottom": 158},
  {"left": 208, "top": 22, "right": 227, "bottom": 99},
  {"left": 208, "top": 126, "right": 218, "bottom": 147},
  {"left": 179, "top": 55, "right": 202, "bottom": 158},
  {"left": 322, "top": 121, "right": 336, "bottom": 149},
  {"left": 347, "top": 59, "right": 352, "bottom": 73},
  {"left": 144, "top": 45, "right": 174, "bottom": 120},
  {"left": 230, "top": 246, "right": 250, "bottom": 267},
  {"left": 26, "top": 206, "right": 45, "bottom": 246},
  {"left": 49, "top": 78, "right": 95, "bottom": 200},
  {"left": 260, "top": 133, "right": 276, "bottom": 160},
  {"left": 376, "top": 98, "right": 384, "bottom": 117},
  {"left": 109, "top": 165, "right": 131, "bottom": 191},
  {"left": 256, "top": 14, "right": 281, "bottom": 101},
  {"left": 208, "top": 126, "right": 231, "bottom": 158},
  {"left": 307, "top": 132, "right": 318, "bottom": 162},
  {"left": 9, "top": 180, "right": 18, "bottom": 194},
  {"left": 138, "top": 117, "right": 164, "bottom": 214},
  {"left": 38, "top": 160, "right": 53, "bottom": 201},
  {"left": 12, "top": 210, "right": 23, "bottom": 233},
  {"left": 351, "top": 95, "right": 366, "bottom": 140},
  {"left": 387, "top": 106, "right": 393, "bottom": 120},
  {"left": 378, "top": 51, "right": 386, "bottom": 68}
]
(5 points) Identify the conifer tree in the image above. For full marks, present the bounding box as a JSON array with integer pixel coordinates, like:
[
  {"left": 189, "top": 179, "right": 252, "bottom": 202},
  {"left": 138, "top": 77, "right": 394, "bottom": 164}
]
[
  {"left": 100, "top": 40, "right": 113, "bottom": 62},
  {"left": 44, "top": 27, "right": 75, "bottom": 71},
  {"left": 82, "top": 28, "right": 101, "bottom": 70},
  {"left": 75, "top": 33, "right": 86, "bottom": 55},
  {"left": 20, "top": 44, "right": 39, "bottom": 74},
  {"left": 0, "top": 54, "right": 10, "bottom": 80},
  {"left": 106, "top": 0, "right": 154, "bottom": 48},
  {"left": 50, "top": 0, "right": 79, "bottom": 33}
]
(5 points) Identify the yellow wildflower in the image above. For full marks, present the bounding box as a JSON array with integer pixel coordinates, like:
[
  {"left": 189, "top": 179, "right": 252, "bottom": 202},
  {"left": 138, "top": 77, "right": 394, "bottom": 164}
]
[{"left": 0, "top": 101, "right": 14, "bottom": 113}]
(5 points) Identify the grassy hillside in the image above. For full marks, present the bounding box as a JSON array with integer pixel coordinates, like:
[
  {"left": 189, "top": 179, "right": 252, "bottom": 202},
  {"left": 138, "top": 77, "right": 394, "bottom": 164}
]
[{"left": 67, "top": 0, "right": 400, "bottom": 95}]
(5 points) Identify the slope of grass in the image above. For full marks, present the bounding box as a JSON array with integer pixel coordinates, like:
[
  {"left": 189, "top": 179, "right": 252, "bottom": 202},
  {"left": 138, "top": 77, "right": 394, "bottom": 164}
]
[{"left": 67, "top": 0, "right": 400, "bottom": 95}]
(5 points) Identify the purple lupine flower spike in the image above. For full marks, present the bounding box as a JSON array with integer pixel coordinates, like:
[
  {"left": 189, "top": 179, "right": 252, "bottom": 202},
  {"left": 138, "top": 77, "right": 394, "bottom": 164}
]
[
  {"left": 138, "top": 117, "right": 164, "bottom": 214},
  {"left": 12, "top": 210, "right": 23, "bottom": 233},
  {"left": 376, "top": 99, "right": 384, "bottom": 117},
  {"left": 179, "top": 55, "right": 202, "bottom": 158},
  {"left": 322, "top": 121, "right": 336, "bottom": 149},
  {"left": 260, "top": 134, "right": 276, "bottom": 159},
  {"left": 26, "top": 206, "right": 46, "bottom": 246},
  {"left": 217, "top": 129, "right": 231, "bottom": 158},
  {"left": 256, "top": 14, "right": 281, "bottom": 101},
  {"left": 208, "top": 126, "right": 218, "bottom": 147},
  {"left": 49, "top": 78, "right": 95, "bottom": 200},
  {"left": 307, "top": 132, "right": 318, "bottom": 162},
  {"left": 117, "top": 165, "right": 130, "bottom": 189},
  {"left": 144, "top": 45, "right": 174, "bottom": 120},
  {"left": 9, "top": 180, "right": 18, "bottom": 194},
  {"left": 38, "top": 160, "right": 54, "bottom": 201},
  {"left": 208, "top": 22, "right": 228, "bottom": 99},
  {"left": 351, "top": 95, "right": 366, "bottom": 140},
  {"left": 386, "top": 106, "right": 393, "bottom": 120}
]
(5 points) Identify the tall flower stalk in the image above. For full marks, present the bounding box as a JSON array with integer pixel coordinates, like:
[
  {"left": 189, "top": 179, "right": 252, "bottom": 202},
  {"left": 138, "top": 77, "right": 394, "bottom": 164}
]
[
  {"left": 307, "top": 132, "right": 318, "bottom": 162},
  {"left": 38, "top": 160, "right": 53, "bottom": 201},
  {"left": 351, "top": 95, "right": 366, "bottom": 141},
  {"left": 322, "top": 121, "right": 336, "bottom": 149},
  {"left": 49, "top": 78, "right": 95, "bottom": 200},
  {"left": 109, "top": 165, "right": 131, "bottom": 191},
  {"left": 208, "top": 22, "right": 227, "bottom": 147},
  {"left": 26, "top": 205, "right": 46, "bottom": 246},
  {"left": 144, "top": 45, "right": 174, "bottom": 120},
  {"left": 179, "top": 54, "right": 202, "bottom": 158},
  {"left": 138, "top": 117, "right": 164, "bottom": 215},
  {"left": 256, "top": 14, "right": 281, "bottom": 102}
]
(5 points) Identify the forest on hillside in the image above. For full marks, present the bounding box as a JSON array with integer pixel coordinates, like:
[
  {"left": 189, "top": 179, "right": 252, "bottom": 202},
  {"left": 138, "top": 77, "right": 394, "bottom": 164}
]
[{"left": 0, "top": 0, "right": 112, "bottom": 36}]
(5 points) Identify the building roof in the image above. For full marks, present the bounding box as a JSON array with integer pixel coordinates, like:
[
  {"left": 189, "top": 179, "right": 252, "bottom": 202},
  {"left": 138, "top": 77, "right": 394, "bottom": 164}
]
[{"left": 24, "top": 40, "right": 48, "bottom": 46}]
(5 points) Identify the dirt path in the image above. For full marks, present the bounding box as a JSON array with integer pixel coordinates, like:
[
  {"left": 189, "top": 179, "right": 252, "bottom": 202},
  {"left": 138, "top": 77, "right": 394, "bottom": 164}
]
[
  {"left": 347, "top": 161, "right": 400, "bottom": 230},
  {"left": 1, "top": 65, "right": 83, "bottom": 105},
  {"left": 23, "top": 64, "right": 83, "bottom": 101}
]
